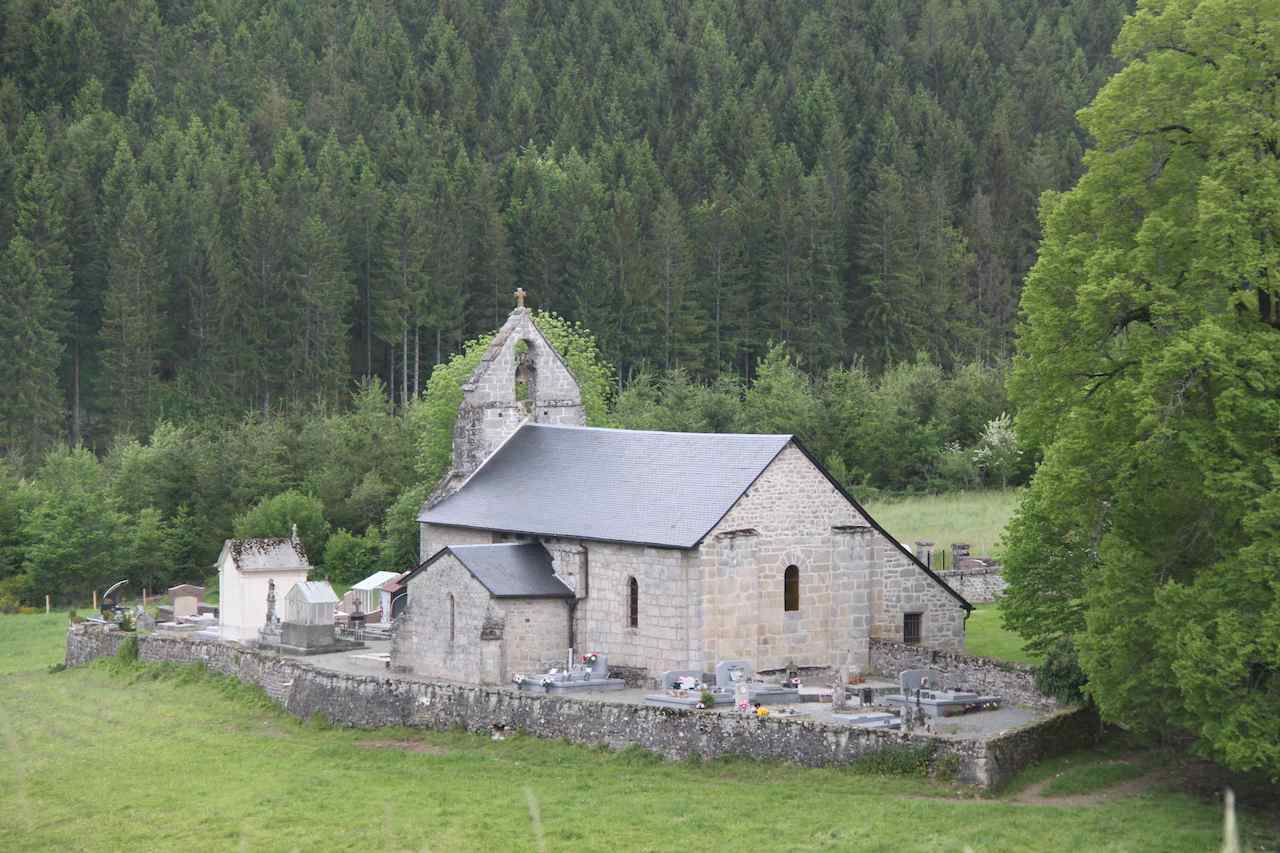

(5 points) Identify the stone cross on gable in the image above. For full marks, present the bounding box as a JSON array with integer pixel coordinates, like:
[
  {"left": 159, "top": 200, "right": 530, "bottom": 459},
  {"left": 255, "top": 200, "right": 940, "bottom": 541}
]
[{"left": 514, "top": 287, "right": 527, "bottom": 309}]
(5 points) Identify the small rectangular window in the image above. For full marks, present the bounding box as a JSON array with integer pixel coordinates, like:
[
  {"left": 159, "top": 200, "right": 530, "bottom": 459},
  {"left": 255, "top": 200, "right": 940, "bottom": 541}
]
[{"left": 903, "top": 612, "right": 922, "bottom": 645}]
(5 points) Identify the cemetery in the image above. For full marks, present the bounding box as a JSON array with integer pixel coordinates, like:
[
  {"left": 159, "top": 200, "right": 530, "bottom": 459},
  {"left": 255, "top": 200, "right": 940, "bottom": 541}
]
[{"left": 63, "top": 604, "right": 1076, "bottom": 789}]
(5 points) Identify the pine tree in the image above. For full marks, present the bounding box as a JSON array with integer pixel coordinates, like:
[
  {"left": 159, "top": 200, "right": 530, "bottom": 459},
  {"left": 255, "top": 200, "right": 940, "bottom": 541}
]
[
  {"left": 13, "top": 118, "right": 72, "bottom": 440},
  {"left": 293, "top": 215, "right": 350, "bottom": 409},
  {"left": 101, "top": 193, "right": 164, "bottom": 436},
  {"left": 0, "top": 238, "right": 64, "bottom": 460}
]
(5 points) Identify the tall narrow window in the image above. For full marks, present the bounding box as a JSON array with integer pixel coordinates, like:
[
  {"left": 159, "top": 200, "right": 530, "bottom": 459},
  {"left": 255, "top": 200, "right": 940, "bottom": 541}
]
[
  {"left": 448, "top": 593, "right": 456, "bottom": 644},
  {"left": 903, "top": 612, "right": 922, "bottom": 645},
  {"left": 627, "top": 577, "right": 639, "bottom": 628},
  {"left": 784, "top": 565, "right": 800, "bottom": 612}
]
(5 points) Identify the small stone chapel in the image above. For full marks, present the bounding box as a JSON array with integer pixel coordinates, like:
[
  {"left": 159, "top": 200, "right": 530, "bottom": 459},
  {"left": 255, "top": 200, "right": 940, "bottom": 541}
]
[{"left": 390, "top": 295, "right": 971, "bottom": 685}]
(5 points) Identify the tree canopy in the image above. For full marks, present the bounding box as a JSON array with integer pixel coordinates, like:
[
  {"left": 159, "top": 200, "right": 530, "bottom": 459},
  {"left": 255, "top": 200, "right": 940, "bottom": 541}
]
[
  {"left": 0, "top": 0, "right": 1129, "bottom": 457},
  {"left": 1003, "top": 0, "right": 1280, "bottom": 777}
]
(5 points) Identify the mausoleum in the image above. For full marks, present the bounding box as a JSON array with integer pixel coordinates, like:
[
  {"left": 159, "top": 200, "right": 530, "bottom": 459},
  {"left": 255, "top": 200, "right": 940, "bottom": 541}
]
[
  {"left": 391, "top": 299, "right": 972, "bottom": 686},
  {"left": 215, "top": 528, "right": 311, "bottom": 643}
]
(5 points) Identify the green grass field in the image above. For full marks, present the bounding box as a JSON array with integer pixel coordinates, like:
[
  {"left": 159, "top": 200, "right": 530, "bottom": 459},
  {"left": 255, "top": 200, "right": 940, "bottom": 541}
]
[
  {"left": 0, "top": 613, "right": 1267, "bottom": 852},
  {"left": 866, "top": 489, "right": 1021, "bottom": 560},
  {"left": 964, "top": 603, "right": 1038, "bottom": 665}
]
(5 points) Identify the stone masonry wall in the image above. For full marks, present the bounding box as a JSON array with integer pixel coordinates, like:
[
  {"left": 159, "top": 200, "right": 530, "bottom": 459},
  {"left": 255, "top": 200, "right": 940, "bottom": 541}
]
[
  {"left": 65, "top": 624, "right": 1097, "bottom": 790},
  {"left": 699, "top": 444, "right": 968, "bottom": 671},
  {"left": 447, "top": 309, "right": 585, "bottom": 483},
  {"left": 571, "top": 540, "right": 694, "bottom": 679},
  {"left": 419, "top": 523, "right": 493, "bottom": 566},
  {"left": 392, "top": 554, "right": 497, "bottom": 684},
  {"left": 700, "top": 445, "right": 865, "bottom": 672},
  {"left": 500, "top": 597, "right": 572, "bottom": 678},
  {"left": 869, "top": 639, "right": 1056, "bottom": 710},
  {"left": 391, "top": 551, "right": 571, "bottom": 684},
  {"left": 934, "top": 567, "right": 1006, "bottom": 604},
  {"left": 870, "top": 541, "right": 967, "bottom": 651}
]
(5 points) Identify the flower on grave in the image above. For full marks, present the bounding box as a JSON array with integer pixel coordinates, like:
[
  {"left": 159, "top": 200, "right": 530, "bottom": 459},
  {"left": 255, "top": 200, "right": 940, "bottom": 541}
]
[
  {"left": 541, "top": 677, "right": 554, "bottom": 687},
  {"left": 695, "top": 702, "right": 706, "bottom": 710},
  {"left": 581, "top": 652, "right": 599, "bottom": 665},
  {"left": 512, "top": 674, "right": 525, "bottom": 685}
]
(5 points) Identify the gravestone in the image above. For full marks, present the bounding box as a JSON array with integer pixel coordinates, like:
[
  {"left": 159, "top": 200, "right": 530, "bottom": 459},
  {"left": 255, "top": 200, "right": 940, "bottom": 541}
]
[
  {"left": 168, "top": 584, "right": 205, "bottom": 620},
  {"left": 714, "top": 660, "right": 752, "bottom": 690},
  {"left": 900, "top": 669, "right": 946, "bottom": 694}
]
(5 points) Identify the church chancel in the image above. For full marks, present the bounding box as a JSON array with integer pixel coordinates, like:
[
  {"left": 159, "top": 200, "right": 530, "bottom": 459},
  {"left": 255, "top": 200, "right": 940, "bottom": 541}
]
[{"left": 390, "top": 292, "right": 971, "bottom": 687}]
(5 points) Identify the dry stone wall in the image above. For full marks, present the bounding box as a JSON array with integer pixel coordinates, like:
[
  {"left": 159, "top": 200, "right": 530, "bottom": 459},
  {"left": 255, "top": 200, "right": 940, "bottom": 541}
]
[
  {"left": 869, "top": 639, "right": 1055, "bottom": 710},
  {"left": 934, "top": 567, "right": 1006, "bottom": 604},
  {"left": 65, "top": 624, "right": 1096, "bottom": 790}
]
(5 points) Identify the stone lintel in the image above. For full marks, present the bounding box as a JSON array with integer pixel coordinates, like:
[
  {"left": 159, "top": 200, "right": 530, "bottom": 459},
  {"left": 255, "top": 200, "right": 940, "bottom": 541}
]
[
  {"left": 831, "top": 524, "right": 873, "bottom": 535},
  {"left": 714, "top": 528, "right": 760, "bottom": 540}
]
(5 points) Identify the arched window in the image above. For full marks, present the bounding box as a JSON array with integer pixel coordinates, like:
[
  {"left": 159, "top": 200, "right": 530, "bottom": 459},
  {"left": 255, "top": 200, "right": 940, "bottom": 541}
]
[
  {"left": 627, "top": 577, "right": 639, "bottom": 628},
  {"left": 448, "top": 593, "right": 456, "bottom": 644},
  {"left": 784, "top": 565, "right": 800, "bottom": 612}
]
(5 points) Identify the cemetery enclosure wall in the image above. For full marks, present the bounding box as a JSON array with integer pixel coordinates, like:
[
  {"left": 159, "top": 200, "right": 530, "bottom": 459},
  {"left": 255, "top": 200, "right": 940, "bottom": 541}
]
[
  {"left": 65, "top": 625, "right": 1091, "bottom": 790},
  {"left": 869, "top": 639, "right": 1055, "bottom": 710},
  {"left": 933, "top": 567, "right": 1006, "bottom": 604}
]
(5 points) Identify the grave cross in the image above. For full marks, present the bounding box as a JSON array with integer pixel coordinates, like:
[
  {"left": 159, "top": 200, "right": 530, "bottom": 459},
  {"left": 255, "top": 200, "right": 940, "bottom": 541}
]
[{"left": 514, "top": 287, "right": 527, "bottom": 308}]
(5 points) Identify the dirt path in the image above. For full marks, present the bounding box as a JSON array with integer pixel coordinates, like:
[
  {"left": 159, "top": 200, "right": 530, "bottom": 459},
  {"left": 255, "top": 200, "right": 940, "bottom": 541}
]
[
  {"left": 1007, "top": 766, "right": 1170, "bottom": 807},
  {"left": 907, "top": 763, "right": 1170, "bottom": 808}
]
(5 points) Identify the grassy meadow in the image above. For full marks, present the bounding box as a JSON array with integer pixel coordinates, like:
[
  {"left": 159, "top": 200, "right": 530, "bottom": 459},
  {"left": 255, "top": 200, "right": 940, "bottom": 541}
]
[
  {"left": 1, "top": 612, "right": 1271, "bottom": 852},
  {"left": 865, "top": 489, "right": 1021, "bottom": 560},
  {"left": 964, "top": 604, "right": 1037, "bottom": 665}
]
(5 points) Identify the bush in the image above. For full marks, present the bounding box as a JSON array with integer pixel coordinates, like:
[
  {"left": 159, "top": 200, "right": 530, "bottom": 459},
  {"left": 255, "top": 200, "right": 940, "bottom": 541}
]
[
  {"left": 322, "top": 528, "right": 379, "bottom": 585},
  {"left": 0, "top": 573, "right": 26, "bottom": 612},
  {"left": 117, "top": 634, "right": 138, "bottom": 662},
  {"left": 933, "top": 441, "right": 980, "bottom": 490},
  {"left": 1035, "top": 637, "right": 1089, "bottom": 704}
]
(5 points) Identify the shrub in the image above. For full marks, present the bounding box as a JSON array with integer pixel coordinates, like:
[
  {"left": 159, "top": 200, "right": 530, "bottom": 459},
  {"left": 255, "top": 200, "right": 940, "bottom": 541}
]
[
  {"left": 322, "top": 528, "right": 379, "bottom": 585},
  {"left": 117, "top": 634, "right": 139, "bottom": 662},
  {"left": 0, "top": 575, "right": 26, "bottom": 613},
  {"left": 699, "top": 689, "right": 716, "bottom": 708},
  {"left": 1035, "top": 637, "right": 1089, "bottom": 704},
  {"left": 933, "top": 441, "right": 980, "bottom": 490}
]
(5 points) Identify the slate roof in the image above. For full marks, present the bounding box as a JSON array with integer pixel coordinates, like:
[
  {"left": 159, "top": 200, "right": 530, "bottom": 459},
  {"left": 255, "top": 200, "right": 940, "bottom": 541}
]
[
  {"left": 426, "top": 543, "right": 573, "bottom": 599},
  {"left": 422, "top": 424, "right": 792, "bottom": 549}
]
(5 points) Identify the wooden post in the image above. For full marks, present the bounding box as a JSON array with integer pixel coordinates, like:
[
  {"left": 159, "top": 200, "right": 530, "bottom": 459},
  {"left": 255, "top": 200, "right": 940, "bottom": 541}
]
[
  {"left": 92, "top": 590, "right": 97, "bottom": 610},
  {"left": 143, "top": 588, "right": 147, "bottom": 607},
  {"left": 45, "top": 594, "right": 50, "bottom": 614}
]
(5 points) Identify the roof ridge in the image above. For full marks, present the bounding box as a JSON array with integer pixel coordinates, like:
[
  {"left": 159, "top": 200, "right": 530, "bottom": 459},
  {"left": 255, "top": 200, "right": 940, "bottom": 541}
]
[{"left": 521, "top": 422, "right": 794, "bottom": 440}]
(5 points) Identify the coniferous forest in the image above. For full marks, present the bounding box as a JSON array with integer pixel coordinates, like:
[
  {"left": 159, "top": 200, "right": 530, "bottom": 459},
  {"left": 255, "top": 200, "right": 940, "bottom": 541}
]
[
  {"left": 0, "top": 0, "right": 1131, "bottom": 603},
  {"left": 0, "top": 0, "right": 1130, "bottom": 457}
]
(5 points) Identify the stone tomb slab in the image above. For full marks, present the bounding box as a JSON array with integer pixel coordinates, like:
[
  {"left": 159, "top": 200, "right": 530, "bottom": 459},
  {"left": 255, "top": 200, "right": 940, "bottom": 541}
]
[{"left": 513, "top": 652, "right": 625, "bottom": 693}]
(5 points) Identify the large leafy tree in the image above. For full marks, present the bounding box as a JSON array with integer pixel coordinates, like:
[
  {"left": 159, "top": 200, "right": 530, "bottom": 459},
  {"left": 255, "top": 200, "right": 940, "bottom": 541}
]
[{"left": 1004, "top": 0, "right": 1280, "bottom": 776}]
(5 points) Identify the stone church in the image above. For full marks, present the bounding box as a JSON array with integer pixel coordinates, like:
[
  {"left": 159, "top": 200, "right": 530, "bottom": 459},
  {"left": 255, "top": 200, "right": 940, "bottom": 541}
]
[{"left": 390, "top": 301, "right": 971, "bottom": 686}]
